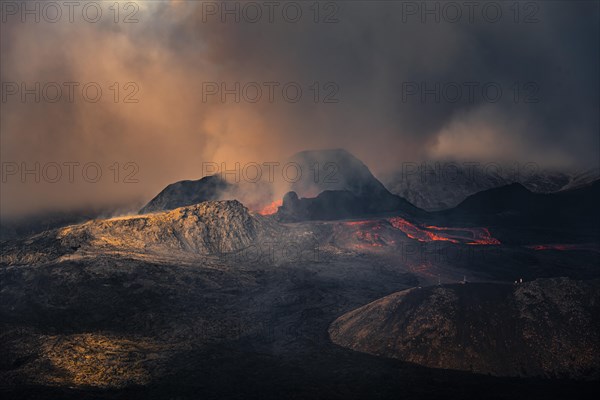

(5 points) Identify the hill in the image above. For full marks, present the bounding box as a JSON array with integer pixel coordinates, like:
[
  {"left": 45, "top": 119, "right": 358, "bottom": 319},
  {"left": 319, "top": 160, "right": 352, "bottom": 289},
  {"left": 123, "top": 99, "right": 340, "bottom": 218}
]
[
  {"left": 1, "top": 201, "right": 276, "bottom": 267},
  {"left": 329, "top": 278, "right": 600, "bottom": 379},
  {"left": 436, "top": 180, "right": 600, "bottom": 227}
]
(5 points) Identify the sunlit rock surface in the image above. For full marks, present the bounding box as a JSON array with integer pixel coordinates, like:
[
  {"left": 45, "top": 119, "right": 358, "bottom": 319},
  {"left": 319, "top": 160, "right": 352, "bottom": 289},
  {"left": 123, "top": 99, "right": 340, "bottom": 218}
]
[{"left": 1, "top": 200, "right": 279, "bottom": 266}]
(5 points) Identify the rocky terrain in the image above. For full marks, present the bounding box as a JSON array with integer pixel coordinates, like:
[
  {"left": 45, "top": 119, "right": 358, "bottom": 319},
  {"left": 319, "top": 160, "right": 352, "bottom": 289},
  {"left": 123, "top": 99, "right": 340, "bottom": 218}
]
[
  {"left": 0, "top": 200, "right": 319, "bottom": 269},
  {"left": 2, "top": 200, "right": 599, "bottom": 397},
  {"left": 1, "top": 152, "right": 599, "bottom": 399},
  {"left": 329, "top": 278, "right": 600, "bottom": 379}
]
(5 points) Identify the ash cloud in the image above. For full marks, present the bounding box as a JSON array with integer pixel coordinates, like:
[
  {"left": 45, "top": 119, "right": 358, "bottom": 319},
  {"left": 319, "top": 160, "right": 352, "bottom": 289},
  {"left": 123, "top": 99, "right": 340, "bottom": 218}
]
[{"left": 0, "top": 0, "right": 598, "bottom": 217}]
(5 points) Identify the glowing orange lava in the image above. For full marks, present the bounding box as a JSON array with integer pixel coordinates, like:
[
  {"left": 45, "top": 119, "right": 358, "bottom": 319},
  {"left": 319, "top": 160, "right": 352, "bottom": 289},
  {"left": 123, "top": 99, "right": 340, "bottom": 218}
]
[
  {"left": 337, "top": 217, "right": 500, "bottom": 248},
  {"left": 465, "top": 227, "right": 501, "bottom": 245},
  {"left": 422, "top": 225, "right": 501, "bottom": 245},
  {"left": 344, "top": 221, "right": 375, "bottom": 226},
  {"left": 340, "top": 220, "right": 390, "bottom": 248},
  {"left": 355, "top": 225, "right": 384, "bottom": 247},
  {"left": 388, "top": 217, "right": 460, "bottom": 243},
  {"left": 258, "top": 199, "right": 282, "bottom": 215}
]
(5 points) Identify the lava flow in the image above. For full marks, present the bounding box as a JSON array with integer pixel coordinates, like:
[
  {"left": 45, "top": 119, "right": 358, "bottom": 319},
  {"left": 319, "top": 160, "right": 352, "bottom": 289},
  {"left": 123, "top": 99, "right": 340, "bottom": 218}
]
[
  {"left": 340, "top": 220, "right": 390, "bottom": 248},
  {"left": 353, "top": 223, "right": 385, "bottom": 247},
  {"left": 338, "top": 217, "right": 500, "bottom": 248},
  {"left": 388, "top": 217, "right": 460, "bottom": 243},
  {"left": 353, "top": 216, "right": 502, "bottom": 245},
  {"left": 257, "top": 199, "right": 283, "bottom": 215},
  {"left": 423, "top": 225, "right": 501, "bottom": 245}
]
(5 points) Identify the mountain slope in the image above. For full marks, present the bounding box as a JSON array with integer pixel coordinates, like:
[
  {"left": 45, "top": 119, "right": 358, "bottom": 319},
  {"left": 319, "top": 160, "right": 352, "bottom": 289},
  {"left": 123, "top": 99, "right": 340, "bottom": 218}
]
[
  {"left": 383, "top": 167, "right": 600, "bottom": 211},
  {"left": 436, "top": 180, "right": 600, "bottom": 227},
  {"left": 329, "top": 278, "right": 600, "bottom": 379},
  {"left": 1, "top": 201, "right": 274, "bottom": 267}
]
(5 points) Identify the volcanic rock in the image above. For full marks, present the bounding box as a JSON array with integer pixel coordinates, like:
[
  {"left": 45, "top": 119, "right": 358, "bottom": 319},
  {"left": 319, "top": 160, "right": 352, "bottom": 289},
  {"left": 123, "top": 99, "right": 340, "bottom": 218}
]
[
  {"left": 1, "top": 201, "right": 269, "bottom": 266},
  {"left": 329, "top": 278, "right": 600, "bottom": 379}
]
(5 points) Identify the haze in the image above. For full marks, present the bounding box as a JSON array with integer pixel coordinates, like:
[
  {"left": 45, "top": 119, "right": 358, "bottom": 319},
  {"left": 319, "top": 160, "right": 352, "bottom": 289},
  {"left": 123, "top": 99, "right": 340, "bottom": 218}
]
[{"left": 1, "top": 1, "right": 598, "bottom": 217}]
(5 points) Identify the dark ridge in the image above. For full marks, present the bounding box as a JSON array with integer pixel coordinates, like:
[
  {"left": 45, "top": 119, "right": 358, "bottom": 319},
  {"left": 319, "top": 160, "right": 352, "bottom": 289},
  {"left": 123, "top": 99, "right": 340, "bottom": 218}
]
[
  {"left": 139, "top": 175, "right": 231, "bottom": 214},
  {"left": 275, "top": 189, "right": 424, "bottom": 222},
  {"left": 277, "top": 149, "right": 424, "bottom": 221},
  {"left": 435, "top": 179, "right": 600, "bottom": 228}
]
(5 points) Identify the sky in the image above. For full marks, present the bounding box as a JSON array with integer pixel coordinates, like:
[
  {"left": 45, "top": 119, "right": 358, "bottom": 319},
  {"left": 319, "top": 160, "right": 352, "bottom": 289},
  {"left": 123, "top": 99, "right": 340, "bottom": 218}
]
[{"left": 1, "top": 0, "right": 599, "bottom": 217}]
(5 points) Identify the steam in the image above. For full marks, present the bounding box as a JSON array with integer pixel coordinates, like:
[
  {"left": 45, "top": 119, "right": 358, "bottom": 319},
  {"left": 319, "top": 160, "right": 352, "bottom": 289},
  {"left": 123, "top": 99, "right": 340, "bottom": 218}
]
[{"left": 1, "top": 1, "right": 598, "bottom": 217}]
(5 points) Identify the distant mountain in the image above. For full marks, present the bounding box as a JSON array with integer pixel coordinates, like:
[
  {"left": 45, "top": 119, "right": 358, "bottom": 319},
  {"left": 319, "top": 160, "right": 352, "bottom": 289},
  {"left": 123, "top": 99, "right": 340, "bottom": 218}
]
[
  {"left": 129, "top": 148, "right": 427, "bottom": 219},
  {"left": 139, "top": 175, "right": 230, "bottom": 214},
  {"left": 382, "top": 166, "right": 599, "bottom": 211},
  {"left": 559, "top": 168, "right": 600, "bottom": 191},
  {"left": 447, "top": 182, "right": 533, "bottom": 216},
  {"left": 276, "top": 150, "right": 424, "bottom": 221},
  {"left": 436, "top": 179, "right": 600, "bottom": 228},
  {"left": 329, "top": 278, "right": 600, "bottom": 379},
  {"left": 288, "top": 149, "right": 393, "bottom": 198}
]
